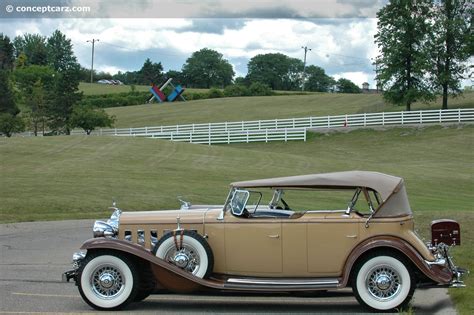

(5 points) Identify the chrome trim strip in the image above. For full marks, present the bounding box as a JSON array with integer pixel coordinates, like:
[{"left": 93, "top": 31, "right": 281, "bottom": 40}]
[{"left": 227, "top": 278, "right": 339, "bottom": 286}]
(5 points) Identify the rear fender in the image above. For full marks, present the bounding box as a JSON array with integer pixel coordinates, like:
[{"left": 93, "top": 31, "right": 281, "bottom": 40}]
[{"left": 340, "top": 236, "right": 453, "bottom": 287}]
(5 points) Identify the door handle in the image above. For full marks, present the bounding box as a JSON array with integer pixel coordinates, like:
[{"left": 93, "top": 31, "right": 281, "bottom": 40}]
[
  {"left": 268, "top": 234, "right": 280, "bottom": 239},
  {"left": 346, "top": 235, "right": 357, "bottom": 238}
]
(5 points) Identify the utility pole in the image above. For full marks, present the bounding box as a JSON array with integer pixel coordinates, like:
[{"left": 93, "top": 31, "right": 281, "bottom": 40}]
[
  {"left": 87, "top": 39, "right": 99, "bottom": 83},
  {"left": 301, "top": 46, "right": 312, "bottom": 91}
]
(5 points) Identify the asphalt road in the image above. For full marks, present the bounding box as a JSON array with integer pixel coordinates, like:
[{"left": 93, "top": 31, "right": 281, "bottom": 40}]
[{"left": 0, "top": 220, "right": 457, "bottom": 314}]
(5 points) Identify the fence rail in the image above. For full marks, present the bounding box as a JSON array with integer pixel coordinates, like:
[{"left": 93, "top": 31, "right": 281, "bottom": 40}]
[
  {"left": 148, "top": 128, "right": 307, "bottom": 144},
  {"left": 71, "top": 108, "right": 473, "bottom": 138}
]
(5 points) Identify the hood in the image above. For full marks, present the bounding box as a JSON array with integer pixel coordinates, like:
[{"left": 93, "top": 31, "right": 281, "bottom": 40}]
[{"left": 119, "top": 205, "right": 223, "bottom": 225}]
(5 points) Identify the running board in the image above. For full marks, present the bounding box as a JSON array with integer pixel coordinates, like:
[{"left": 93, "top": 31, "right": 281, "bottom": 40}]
[{"left": 224, "top": 277, "right": 339, "bottom": 291}]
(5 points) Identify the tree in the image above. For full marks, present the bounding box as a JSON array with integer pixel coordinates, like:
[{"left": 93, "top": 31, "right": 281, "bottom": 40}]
[
  {"left": 431, "top": 0, "right": 471, "bottom": 109},
  {"left": 0, "top": 113, "right": 25, "bottom": 137},
  {"left": 13, "top": 65, "right": 56, "bottom": 136},
  {"left": 375, "top": 0, "right": 435, "bottom": 110},
  {"left": 13, "top": 34, "right": 48, "bottom": 66},
  {"left": 246, "top": 53, "right": 304, "bottom": 91},
  {"left": 182, "top": 48, "right": 234, "bottom": 88},
  {"left": 70, "top": 105, "right": 115, "bottom": 135},
  {"left": 139, "top": 58, "right": 164, "bottom": 85},
  {"left": 0, "top": 70, "right": 24, "bottom": 137},
  {"left": 336, "top": 78, "right": 362, "bottom": 93},
  {"left": 305, "top": 65, "right": 335, "bottom": 92},
  {"left": 0, "top": 33, "right": 14, "bottom": 70},
  {"left": 47, "top": 30, "right": 78, "bottom": 72}
]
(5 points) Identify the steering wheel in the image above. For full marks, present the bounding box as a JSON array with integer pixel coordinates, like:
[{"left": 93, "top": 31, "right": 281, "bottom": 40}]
[{"left": 241, "top": 208, "right": 251, "bottom": 218}]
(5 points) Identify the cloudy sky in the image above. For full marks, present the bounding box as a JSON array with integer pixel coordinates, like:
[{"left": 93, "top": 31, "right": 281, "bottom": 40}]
[{"left": 0, "top": 1, "right": 388, "bottom": 87}]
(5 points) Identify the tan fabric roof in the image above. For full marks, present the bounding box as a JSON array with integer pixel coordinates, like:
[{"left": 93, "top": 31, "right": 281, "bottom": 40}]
[
  {"left": 231, "top": 171, "right": 412, "bottom": 217},
  {"left": 231, "top": 171, "right": 402, "bottom": 201}
]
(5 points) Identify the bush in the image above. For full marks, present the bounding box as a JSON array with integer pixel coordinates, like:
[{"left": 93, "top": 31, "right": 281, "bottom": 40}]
[
  {"left": 207, "top": 88, "right": 224, "bottom": 98},
  {"left": 224, "top": 84, "right": 250, "bottom": 97},
  {"left": 0, "top": 113, "right": 25, "bottom": 137},
  {"left": 249, "top": 82, "right": 273, "bottom": 96}
]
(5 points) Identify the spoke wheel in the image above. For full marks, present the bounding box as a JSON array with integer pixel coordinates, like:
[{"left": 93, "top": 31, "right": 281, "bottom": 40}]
[
  {"left": 78, "top": 252, "right": 138, "bottom": 310},
  {"left": 352, "top": 253, "right": 415, "bottom": 311}
]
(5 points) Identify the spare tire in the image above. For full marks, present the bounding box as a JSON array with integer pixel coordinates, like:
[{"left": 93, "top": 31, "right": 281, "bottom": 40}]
[{"left": 153, "top": 230, "right": 214, "bottom": 278}]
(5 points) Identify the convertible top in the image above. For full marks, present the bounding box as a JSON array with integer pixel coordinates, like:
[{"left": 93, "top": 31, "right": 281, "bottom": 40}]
[{"left": 231, "top": 171, "right": 412, "bottom": 218}]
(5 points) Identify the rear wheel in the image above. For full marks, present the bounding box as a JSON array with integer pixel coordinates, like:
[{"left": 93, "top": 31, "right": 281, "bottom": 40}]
[
  {"left": 352, "top": 253, "right": 415, "bottom": 311},
  {"left": 77, "top": 252, "right": 138, "bottom": 310}
]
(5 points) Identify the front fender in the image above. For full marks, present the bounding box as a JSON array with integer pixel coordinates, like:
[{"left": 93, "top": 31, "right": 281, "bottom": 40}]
[
  {"left": 340, "top": 236, "right": 453, "bottom": 287},
  {"left": 80, "top": 238, "right": 224, "bottom": 293}
]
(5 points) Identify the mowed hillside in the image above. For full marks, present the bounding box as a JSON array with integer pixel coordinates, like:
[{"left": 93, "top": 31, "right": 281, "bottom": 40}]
[
  {"left": 105, "top": 92, "right": 474, "bottom": 128},
  {"left": 1, "top": 125, "right": 472, "bottom": 223}
]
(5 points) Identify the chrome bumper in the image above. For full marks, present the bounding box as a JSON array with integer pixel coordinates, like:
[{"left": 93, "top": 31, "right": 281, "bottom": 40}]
[{"left": 62, "top": 251, "right": 86, "bottom": 283}]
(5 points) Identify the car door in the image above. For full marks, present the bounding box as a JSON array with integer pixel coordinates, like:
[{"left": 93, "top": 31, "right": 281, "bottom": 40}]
[
  {"left": 306, "top": 213, "right": 360, "bottom": 276},
  {"left": 224, "top": 215, "right": 282, "bottom": 275}
]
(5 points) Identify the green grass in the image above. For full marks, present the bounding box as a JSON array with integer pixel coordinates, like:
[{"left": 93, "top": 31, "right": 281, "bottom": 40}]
[
  {"left": 79, "top": 82, "right": 209, "bottom": 95},
  {"left": 1, "top": 125, "right": 472, "bottom": 312},
  {"left": 105, "top": 92, "right": 474, "bottom": 128}
]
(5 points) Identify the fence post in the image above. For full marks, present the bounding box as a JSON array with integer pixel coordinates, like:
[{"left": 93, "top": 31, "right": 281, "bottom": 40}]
[
  {"left": 292, "top": 118, "right": 295, "bottom": 128},
  {"left": 209, "top": 132, "right": 211, "bottom": 145},
  {"left": 419, "top": 111, "right": 422, "bottom": 124},
  {"left": 303, "top": 129, "right": 307, "bottom": 142},
  {"left": 114, "top": 128, "right": 117, "bottom": 136},
  {"left": 225, "top": 122, "right": 227, "bottom": 132},
  {"left": 327, "top": 116, "right": 330, "bottom": 128},
  {"left": 171, "top": 133, "right": 174, "bottom": 141},
  {"left": 258, "top": 120, "right": 261, "bottom": 130},
  {"left": 285, "top": 129, "right": 288, "bottom": 142},
  {"left": 401, "top": 111, "right": 404, "bottom": 125},
  {"left": 382, "top": 112, "right": 385, "bottom": 126},
  {"left": 458, "top": 109, "right": 461, "bottom": 123},
  {"left": 265, "top": 129, "right": 268, "bottom": 143},
  {"left": 246, "top": 130, "right": 249, "bottom": 143},
  {"left": 310, "top": 116, "right": 313, "bottom": 128},
  {"left": 190, "top": 132, "right": 192, "bottom": 143},
  {"left": 363, "top": 113, "right": 367, "bottom": 127},
  {"left": 228, "top": 131, "right": 230, "bottom": 144},
  {"left": 145, "top": 126, "right": 148, "bottom": 136},
  {"left": 192, "top": 124, "right": 195, "bottom": 132}
]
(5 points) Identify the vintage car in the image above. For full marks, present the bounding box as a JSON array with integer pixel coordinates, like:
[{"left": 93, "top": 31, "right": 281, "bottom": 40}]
[{"left": 64, "top": 171, "right": 467, "bottom": 311}]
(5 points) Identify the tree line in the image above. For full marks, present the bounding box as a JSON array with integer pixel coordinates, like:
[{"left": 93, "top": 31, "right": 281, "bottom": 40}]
[
  {"left": 375, "top": 0, "right": 471, "bottom": 111},
  {"left": 0, "top": 31, "right": 114, "bottom": 137}
]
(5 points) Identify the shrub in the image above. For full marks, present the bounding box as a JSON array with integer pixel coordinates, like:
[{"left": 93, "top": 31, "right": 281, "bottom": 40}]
[
  {"left": 249, "top": 82, "right": 273, "bottom": 96},
  {"left": 224, "top": 84, "right": 250, "bottom": 97},
  {"left": 207, "top": 88, "right": 224, "bottom": 98}
]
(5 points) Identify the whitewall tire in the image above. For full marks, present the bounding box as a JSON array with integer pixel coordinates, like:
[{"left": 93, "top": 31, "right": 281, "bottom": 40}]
[
  {"left": 78, "top": 252, "right": 138, "bottom": 310},
  {"left": 153, "top": 230, "right": 214, "bottom": 278},
  {"left": 352, "top": 254, "right": 415, "bottom": 311}
]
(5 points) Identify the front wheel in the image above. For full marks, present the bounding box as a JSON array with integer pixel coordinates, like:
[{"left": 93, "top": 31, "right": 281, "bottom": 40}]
[
  {"left": 77, "top": 252, "right": 138, "bottom": 310},
  {"left": 352, "top": 253, "right": 415, "bottom": 311}
]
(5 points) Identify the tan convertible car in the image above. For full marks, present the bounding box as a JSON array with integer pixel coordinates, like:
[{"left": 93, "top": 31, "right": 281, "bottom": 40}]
[{"left": 64, "top": 171, "right": 467, "bottom": 311}]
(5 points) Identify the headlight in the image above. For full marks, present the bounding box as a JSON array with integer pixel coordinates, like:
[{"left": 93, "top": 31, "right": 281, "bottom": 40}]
[{"left": 93, "top": 220, "right": 116, "bottom": 237}]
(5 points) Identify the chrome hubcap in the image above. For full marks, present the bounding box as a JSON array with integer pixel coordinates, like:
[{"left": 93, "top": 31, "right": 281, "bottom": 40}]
[
  {"left": 165, "top": 245, "right": 200, "bottom": 274},
  {"left": 173, "top": 252, "right": 189, "bottom": 268},
  {"left": 366, "top": 265, "right": 401, "bottom": 301},
  {"left": 90, "top": 265, "right": 124, "bottom": 299}
]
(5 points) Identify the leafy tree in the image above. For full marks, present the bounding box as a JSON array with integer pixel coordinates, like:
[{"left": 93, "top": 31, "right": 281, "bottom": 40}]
[
  {"left": 375, "top": 0, "right": 435, "bottom": 110},
  {"left": 305, "top": 65, "right": 335, "bottom": 92},
  {"left": 249, "top": 82, "right": 273, "bottom": 96},
  {"left": 0, "top": 113, "right": 25, "bottom": 137},
  {"left": 182, "top": 48, "right": 234, "bottom": 88},
  {"left": 0, "top": 33, "right": 14, "bottom": 70},
  {"left": 13, "top": 34, "right": 48, "bottom": 66},
  {"left": 140, "top": 58, "right": 164, "bottom": 85},
  {"left": 430, "top": 0, "right": 471, "bottom": 109},
  {"left": 47, "top": 30, "right": 78, "bottom": 72},
  {"left": 70, "top": 105, "right": 115, "bottom": 135},
  {"left": 164, "top": 70, "right": 185, "bottom": 84},
  {"left": 246, "top": 53, "right": 304, "bottom": 91},
  {"left": 0, "top": 70, "right": 18, "bottom": 116},
  {"left": 14, "top": 65, "right": 56, "bottom": 136},
  {"left": 336, "top": 78, "right": 362, "bottom": 93}
]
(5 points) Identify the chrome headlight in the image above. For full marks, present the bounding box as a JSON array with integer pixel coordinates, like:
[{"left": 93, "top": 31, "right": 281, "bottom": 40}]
[{"left": 92, "top": 208, "right": 121, "bottom": 238}]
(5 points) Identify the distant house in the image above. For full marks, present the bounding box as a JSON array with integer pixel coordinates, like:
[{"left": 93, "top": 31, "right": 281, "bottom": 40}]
[
  {"left": 362, "top": 82, "right": 369, "bottom": 90},
  {"left": 361, "top": 82, "right": 381, "bottom": 94}
]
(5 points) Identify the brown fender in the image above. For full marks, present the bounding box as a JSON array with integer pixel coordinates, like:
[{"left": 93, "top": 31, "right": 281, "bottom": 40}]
[
  {"left": 80, "top": 238, "right": 225, "bottom": 293},
  {"left": 339, "top": 236, "right": 453, "bottom": 287}
]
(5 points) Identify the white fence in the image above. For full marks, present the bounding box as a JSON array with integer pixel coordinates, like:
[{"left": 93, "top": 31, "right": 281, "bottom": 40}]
[
  {"left": 75, "top": 108, "right": 474, "bottom": 139},
  {"left": 148, "top": 128, "right": 307, "bottom": 144}
]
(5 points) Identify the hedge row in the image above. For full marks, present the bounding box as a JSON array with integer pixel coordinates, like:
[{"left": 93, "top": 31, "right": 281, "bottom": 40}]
[{"left": 79, "top": 83, "right": 278, "bottom": 108}]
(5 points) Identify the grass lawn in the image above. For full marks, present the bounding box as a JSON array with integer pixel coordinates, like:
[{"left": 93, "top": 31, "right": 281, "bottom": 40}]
[
  {"left": 1, "top": 125, "right": 472, "bottom": 313},
  {"left": 105, "top": 92, "right": 474, "bottom": 128}
]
